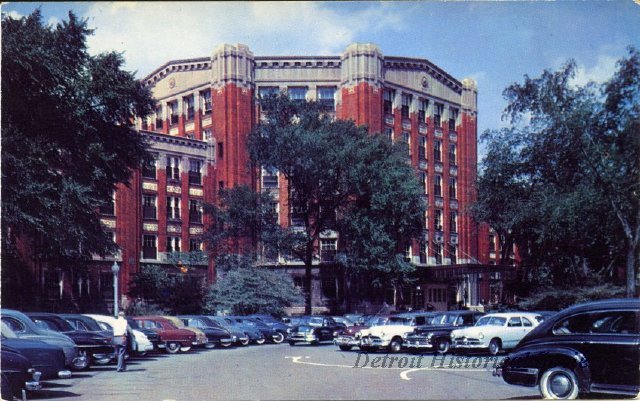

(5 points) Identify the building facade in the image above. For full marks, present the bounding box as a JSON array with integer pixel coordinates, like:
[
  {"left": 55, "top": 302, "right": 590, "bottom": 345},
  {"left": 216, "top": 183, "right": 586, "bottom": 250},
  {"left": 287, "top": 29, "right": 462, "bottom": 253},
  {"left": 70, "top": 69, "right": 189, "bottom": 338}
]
[{"left": 32, "top": 43, "right": 515, "bottom": 313}]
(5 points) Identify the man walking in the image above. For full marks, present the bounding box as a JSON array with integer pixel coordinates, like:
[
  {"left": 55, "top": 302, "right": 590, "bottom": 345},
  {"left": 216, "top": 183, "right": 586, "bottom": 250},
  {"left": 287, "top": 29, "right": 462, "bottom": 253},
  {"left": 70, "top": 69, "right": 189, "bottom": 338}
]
[{"left": 113, "top": 311, "right": 128, "bottom": 372}]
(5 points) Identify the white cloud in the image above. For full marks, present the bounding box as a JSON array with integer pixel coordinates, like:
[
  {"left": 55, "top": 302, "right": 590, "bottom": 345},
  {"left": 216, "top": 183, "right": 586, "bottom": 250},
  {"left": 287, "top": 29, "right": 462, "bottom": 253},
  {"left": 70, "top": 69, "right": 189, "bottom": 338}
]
[
  {"left": 47, "top": 16, "right": 61, "bottom": 27},
  {"left": 82, "top": 2, "right": 406, "bottom": 77},
  {"left": 571, "top": 53, "right": 618, "bottom": 87},
  {"left": 2, "top": 10, "right": 24, "bottom": 20}
]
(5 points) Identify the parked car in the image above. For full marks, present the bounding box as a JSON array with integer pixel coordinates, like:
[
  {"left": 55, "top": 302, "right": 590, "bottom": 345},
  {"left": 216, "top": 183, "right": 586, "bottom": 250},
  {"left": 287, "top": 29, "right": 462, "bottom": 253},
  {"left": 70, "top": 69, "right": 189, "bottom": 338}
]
[
  {"left": 177, "top": 316, "right": 235, "bottom": 348},
  {"left": 208, "top": 316, "right": 264, "bottom": 345},
  {"left": 1, "top": 322, "right": 71, "bottom": 380},
  {"left": 404, "top": 310, "right": 485, "bottom": 354},
  {"left": 27, "top": 313, "right": 113, "bottom": 370},
  {"left": 288, "top": 316, "right": 340, "bottom": 346},
  {"left": 334, "top": 316, "right": 390, "bottom": 351},
  {"left": 451, "top": 312, "right": 542, "bottom": 355},
  {"left": 163, "top": 316, "right": 209, "bottom": 349},
  {"left": 132, "top": 316, "right": 196, "bottom": 354},
  {"left": 229, "top": 316, "right": 284, "bottom": 344},
  {"left": 205, "top": 316, "right": 250, "bottom": 346},
  {"left": 495, "top": 298, "right": 639, "bottom": 399},
  {"left": 86, "top": 314, "right": 155, "bottom": 356},
  {"left": 332, "top": 316, "right": 356, "bottom": 327},
  {"left": 61, "top": 314, "right": 112, "bottom": 339},
  {"left": 1, "top": 344, "right": 42, "bottom": 400},
  {"left": 125, "top": 317, "right": 161, "bottom": 353},
  {"left": 358, "top": 312, "right": 437, "bottom": 353},
  {"left": 247, "top": 314, "right": 290, "bottom": 340},
  {"left": 1, "top": 309, "right": 77, "bottom": 369}
]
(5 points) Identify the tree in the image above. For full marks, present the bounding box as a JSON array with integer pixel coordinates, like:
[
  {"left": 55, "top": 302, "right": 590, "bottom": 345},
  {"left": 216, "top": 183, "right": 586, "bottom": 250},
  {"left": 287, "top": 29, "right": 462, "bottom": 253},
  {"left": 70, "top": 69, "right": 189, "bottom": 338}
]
[
  {"left": 203, "top": 255, "right": 302, "bottom": 315},
  {"left": 475, "top": 48, "right": 639, "bottom": 296},
  {"left": 247, "top": 95, "right": 425, "bottom": 313},
  {"left": 1, "top": 11, "right": 154, "bottom": 281}
]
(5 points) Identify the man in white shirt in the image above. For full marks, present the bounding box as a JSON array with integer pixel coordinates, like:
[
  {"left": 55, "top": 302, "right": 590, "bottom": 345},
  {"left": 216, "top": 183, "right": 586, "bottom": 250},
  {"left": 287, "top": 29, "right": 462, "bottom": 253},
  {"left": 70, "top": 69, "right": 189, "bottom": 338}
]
[{"left": 113, "top": 311, "right": 128, "bottom": 372}]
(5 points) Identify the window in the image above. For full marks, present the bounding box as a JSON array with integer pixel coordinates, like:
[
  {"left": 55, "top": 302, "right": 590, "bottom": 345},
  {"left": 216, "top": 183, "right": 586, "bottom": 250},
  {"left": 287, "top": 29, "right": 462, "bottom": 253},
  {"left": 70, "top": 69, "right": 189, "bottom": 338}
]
[
  {"left": 420, "top": 172, "right": 427, "bottom": 194},
  {"left": 200, "top": 90, "right": 212, "bottom": 115},
  {"left": 203, "top": 129, "right": 212, "bottom": 142},
  {"left": 262, "top": 167, "right": 278, "bottom": 189},
  {"left": 143, "top": 235, "right": 157, "bottom": 259},
  {"left": 401, "top": 93, "right": 411, "bottom": 119},
  {"left": 189, "top": 238, "right": 203, "bottom": 252},
  {"left": 434, "top": 103, "right": 444, "bottom": 128},
  {"left": 143, "top": 195, "right": 157, "bottom": 219},
  {"left": 433, "top": 242, "right": 442, "bottom": 264},
  {"left": 383, "top": 89, "right": 395, "bottom": 115},
  {"left": 449, "top": 178, "right": 457, "bottom": 199},
  {"left": 404, "top": 244, "right": 412, "bottom": 262},
  {"left": 168, "top": 101, "right": 179, "bottom": 125},
  {"left": 142, "top": 158, "right": 156, "bottom": 179},
  {"left": 167, "top": 196, "right": 181, "bottom": 220},
  {"left": 508, "top": 317, "right": 523, "bottom": 327},
  {"left": 419, "top": 242, "right": 428, "bottom": 264},
  {"left": 449, "top": 107, "right": 459, "bottom": 131},
  {"left": 434, "top": 175, "right": 442, "bottom": 197},
  {"left": 155, "top": 106, "right": 163, "bottom": 129},
  {"left": 419, "top": 136, "right": 427, "bottom": 161},
  {"left": 189, "top": 159, "right": 202, "bottom": 185},
  {"left": 489, "top": 234, "right": 496, "bottom": 253},
  {"left": 217, "top": 142, "right": 224, "bottom": 159},
  {"left": 449, "top": 211, "right": 458, "bottom": 233},
  {"left": 258, "top": 86, "right": 279, "bottom": 99},
  {"left": 402, "top": 132, "right": 410, "bottom": 156},
  {"left": 384, "top": 127, "right": 393, "bottom": 141},
  {"left": 418, "top": 98, "right": 428, "bottom": 123},
  {"left": 317, "top": 87, "right": 335, "bottom": 111},
  {"left": 522, "top": 317, "right": 533, "bottom": 327},
  {"left": 288, "top": 87, "right": 307, "bottom": 102},
  {"left": 434, "top": 140, "right": 442, "bottom": 162},
  {"left": 434, "top": 209, "right": 442, "bottom": 231},
  {"left": 166, "top": 156, "right": 180, "bottom": 181},
  {"left": 2, "top": 317, "right": 26, "bottom": 333},
  {"left": 100, "top": 191, "right": 116, "bottom": 215},
  {"left": 449, "top": 144, "right": 457, "bottom": 165},
  {"left": 448, "top": 244, "right": 457, "bottom": 264},
  {"left": 189, "top": 199, "right": 203, "bottom": 224},
  {"left": 166, "top": 236, "right": 181, "bottom": 253},
  {"left": 553, "top": 311, "right": 638, "bottom": 335},
  {"left": 183, "top": 95, "right": 195, "bottom": 120},
  {"left": 320, "top": 239, "right": 337, "bottom": 262}
]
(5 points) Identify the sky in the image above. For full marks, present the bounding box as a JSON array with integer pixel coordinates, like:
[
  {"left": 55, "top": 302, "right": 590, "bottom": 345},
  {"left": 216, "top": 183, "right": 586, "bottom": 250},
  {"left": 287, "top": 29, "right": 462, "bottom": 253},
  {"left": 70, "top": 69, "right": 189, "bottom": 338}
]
[{"left": 3, "top": 1, "right": 640, "bottom": 139}]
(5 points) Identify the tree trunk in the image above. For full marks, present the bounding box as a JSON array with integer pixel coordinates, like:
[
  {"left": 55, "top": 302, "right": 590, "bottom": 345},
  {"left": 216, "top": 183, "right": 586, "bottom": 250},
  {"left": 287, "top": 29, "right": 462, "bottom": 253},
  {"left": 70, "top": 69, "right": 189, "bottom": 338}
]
[
  {"left": 304, "top": 240, "right": 314, "bottom": 315},
  {"left": 626, "top": 244, "right": 637, "bottom": 297}
]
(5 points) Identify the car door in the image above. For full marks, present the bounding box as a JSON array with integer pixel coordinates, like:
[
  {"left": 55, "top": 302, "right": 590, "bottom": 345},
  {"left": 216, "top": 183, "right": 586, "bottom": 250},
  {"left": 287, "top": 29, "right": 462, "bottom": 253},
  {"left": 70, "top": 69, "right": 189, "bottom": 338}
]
[
  {"left": 503, "top": 316, "right": 524, "bottom": 348},
  {"left": 319, "top": 318, "right": 335, "bottom": 341}
]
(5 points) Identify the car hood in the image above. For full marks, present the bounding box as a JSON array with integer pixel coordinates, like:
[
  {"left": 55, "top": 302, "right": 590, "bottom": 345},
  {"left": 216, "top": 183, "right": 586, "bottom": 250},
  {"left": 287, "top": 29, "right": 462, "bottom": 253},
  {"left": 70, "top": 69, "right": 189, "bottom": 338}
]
[
  {"left": 413, "top": 325, "right": 457, "bottom": 335},
  {"left": 364, "top": 325, "right": 414, "bottom": 337},
  {"left": 63, "top": 330, "right": 112, "bottom": 345},
  {"left": 451, "top": 325, "right": 502, "bottom": 338}
]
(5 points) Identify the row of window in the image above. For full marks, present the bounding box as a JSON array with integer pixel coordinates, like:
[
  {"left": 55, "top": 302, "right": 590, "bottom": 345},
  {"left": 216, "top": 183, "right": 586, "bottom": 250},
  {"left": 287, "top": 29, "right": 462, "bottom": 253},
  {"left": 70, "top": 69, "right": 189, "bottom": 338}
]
[
  {"left": 386, "top": 131, "right": 457, "bottom": 164},
  {"left": 143, "top": 195, "right": 203, "bottom": 223},
  {"left": 420, "top": 174, "right": 458, "bottom": 199},
  {"left": 142, "top": 234, "right": 203, "bottom": 259},
  {"left": 258, "top": 86, "right": 336, "bottom": 110},
  {"left": 142, "top": 156, "right": 204, "bottom": 185},
  {"left": 384, "top": 90, "right": 459, "bottom": 128}
]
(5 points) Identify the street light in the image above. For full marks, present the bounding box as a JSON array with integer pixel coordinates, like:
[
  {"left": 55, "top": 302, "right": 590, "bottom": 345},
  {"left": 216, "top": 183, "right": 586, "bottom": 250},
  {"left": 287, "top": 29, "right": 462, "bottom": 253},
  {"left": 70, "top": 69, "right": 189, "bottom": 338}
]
[{"left": 111, "top": 261, "right": 120, "bottom": 316}]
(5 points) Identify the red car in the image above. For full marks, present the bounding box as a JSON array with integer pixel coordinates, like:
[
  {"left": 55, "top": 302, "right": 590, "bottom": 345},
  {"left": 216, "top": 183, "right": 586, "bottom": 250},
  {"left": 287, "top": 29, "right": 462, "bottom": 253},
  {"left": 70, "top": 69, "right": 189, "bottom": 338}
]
[{"left": 132, "top": 316, "right": 195, "bottom": 354}]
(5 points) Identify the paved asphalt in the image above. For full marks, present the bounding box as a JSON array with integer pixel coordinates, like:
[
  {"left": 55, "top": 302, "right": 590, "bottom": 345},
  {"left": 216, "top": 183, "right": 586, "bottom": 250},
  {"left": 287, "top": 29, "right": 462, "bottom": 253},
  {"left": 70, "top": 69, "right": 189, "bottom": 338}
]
[{"left": 31, "top": 343, "right": 541, "bottom": 400}]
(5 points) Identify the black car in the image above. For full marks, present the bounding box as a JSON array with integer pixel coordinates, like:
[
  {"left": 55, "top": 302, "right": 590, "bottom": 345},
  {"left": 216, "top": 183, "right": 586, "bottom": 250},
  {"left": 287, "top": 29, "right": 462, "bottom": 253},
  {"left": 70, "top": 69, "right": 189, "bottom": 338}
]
[
  {"left": 125, "top": 317, "right": 162, "bottom": 352},
  {"left": 247, "top": 314, "right": 290, "bottom": 340},
  {"left": 27, "top": 313, "right": 113, "bottom": 371},
  {"left": 177, "top": 316, "right": 235, "bottom": 348},
  {"left": 288, "top": 316, "right": 340, "bottom": 346},
  {"left": 229, "top": 317, "right": 285, "bottom": 344},
  {"left": 1, "top": 344, "right": 42, "bottom": 400},
  {"left": 495, "top": 298, "right": 640, "bottom": 399},
  {"left": 404, "top": 310, "right": 484, "bottom": 354}
]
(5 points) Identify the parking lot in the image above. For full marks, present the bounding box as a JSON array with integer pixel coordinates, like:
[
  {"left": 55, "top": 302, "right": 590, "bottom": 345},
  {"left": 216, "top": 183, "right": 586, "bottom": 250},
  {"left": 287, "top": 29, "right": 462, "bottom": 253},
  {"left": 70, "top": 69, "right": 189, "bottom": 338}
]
[{"left": 30, "top": 343, "right": 540, "bottom": 400}]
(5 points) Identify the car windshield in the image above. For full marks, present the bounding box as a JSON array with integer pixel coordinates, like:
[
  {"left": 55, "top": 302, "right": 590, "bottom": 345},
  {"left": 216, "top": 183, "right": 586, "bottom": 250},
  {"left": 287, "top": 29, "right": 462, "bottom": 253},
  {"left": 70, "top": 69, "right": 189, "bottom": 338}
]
[
  {"left": 387, "top": 317, "right": 412, "bottom": 326},
  {"left": 475, "top": 316, "right": 507, "bottom": 326},
  {"left": 77, "top": 317, "right": 102, "bottom": 331},
  {"left": 299, "top": 317, "right": 324, "bottom": 326},
  {"left": 33, "top": 316, "right": 75, "bottom": 332},
  {"left": 1, "top": 322, "right": 17, "bottom": 338}
]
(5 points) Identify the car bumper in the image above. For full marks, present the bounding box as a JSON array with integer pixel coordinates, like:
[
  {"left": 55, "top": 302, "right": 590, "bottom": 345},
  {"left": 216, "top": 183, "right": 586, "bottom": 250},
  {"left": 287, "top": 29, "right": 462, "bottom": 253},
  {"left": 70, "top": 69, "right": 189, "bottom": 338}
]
[
  {"left": 359, "top": 336, "right": 389, "bottom": 348},
  {"left": 58, "top": 370, "right": 72, "bottom": 379},
  {"left": 289, "top": 333, "right": 318, "bottom": 343},
  {"left": 24, "top": 369, "right": 42, "bottom": 391},
  {"left": 494, "top": 360, "right": 539, "bottom": 387},
  {"left": 451, "top": 338, "right": 486, "bottom": 350},
  {"left": 220, "top": 337, "right": 235, "bottom": 344},
  {"left": 334, "top": 336, "right": 359, "bottom": 347},
  {"left": 404, "top": 337, "right": 434, "bottom": 350}
]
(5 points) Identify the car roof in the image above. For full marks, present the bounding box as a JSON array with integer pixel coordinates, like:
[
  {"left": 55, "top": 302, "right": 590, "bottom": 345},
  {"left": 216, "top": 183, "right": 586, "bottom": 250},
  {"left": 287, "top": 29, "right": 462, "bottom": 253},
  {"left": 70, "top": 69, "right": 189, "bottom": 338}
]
[
  {"left": 550, "top": 298, "right": 640, "bottom": 320},
  {"left": 481, "top": 312, "right": 542, "bottom": 318}
]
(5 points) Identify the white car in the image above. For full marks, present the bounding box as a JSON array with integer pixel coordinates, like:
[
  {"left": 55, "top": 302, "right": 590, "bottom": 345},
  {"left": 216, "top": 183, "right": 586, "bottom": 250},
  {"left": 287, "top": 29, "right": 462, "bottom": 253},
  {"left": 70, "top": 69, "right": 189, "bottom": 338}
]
[
  {"left": 84, "top": 314, "right": 153, "bottom": 355},
  {"left": 450, "top": 312, "right": 542, "bottom": 355},
  {"left": 358, "top": 313, "right": 435, "bottom": 353}
]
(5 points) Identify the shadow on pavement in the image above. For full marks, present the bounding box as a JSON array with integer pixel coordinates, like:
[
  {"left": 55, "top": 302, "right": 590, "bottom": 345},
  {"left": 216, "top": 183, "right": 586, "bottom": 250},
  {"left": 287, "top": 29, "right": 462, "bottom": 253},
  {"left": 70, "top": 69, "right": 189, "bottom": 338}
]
[{"left": 28, "top": 390, "right": 82, "bottom": 399}]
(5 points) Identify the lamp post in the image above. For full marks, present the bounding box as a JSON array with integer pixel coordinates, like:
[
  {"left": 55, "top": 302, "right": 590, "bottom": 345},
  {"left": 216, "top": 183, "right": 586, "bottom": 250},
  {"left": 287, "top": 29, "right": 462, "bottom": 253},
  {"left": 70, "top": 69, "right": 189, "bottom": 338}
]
[{"left": 111, "top": 261, "right": 120, "bottom": 316}]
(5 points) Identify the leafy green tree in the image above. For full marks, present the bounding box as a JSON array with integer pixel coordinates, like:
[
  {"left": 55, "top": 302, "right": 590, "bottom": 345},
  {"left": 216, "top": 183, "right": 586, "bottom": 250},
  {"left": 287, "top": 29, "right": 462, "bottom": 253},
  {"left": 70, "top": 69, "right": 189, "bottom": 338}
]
[
  {"left": 475, "top": 48, "right": 639, "bottom": 296},
  {"left": 203, "top": 255, "right": 302, "bottom": 315},
  {"left": 1, "top": 11, "right": 154, "bottom": 283},
  {"left": 247, "top": 95, "right": 425, "bottom": 313}
]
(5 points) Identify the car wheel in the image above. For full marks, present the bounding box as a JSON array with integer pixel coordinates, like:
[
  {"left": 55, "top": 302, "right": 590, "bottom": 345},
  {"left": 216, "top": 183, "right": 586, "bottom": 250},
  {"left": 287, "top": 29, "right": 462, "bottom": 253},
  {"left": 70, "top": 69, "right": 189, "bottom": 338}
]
[
  {"left": 288, "top": 340, "right": 295, "bottom": 346},
  {"left": 204, "top": 343, "right": 216, "bottom": 349},
  {"left": 539, "top": 366, "right": 580, "bottom": 400},
  {"left": 179, "top": 345, "right": 192, "bottom": 352},
  {"left": 272, "top": 332, "right": 285, "bottom": 344},
  {"left": 436, "top": 339, "right": 451, "bottom": 354},
  {"left": 240, "top": 337, "right": 250, "bottom": 346},
  {"left": 255, "top": 338, "right": 266, "bottom": 345},
  {"left": 165, "top": 342, "right": 180, "bottom": 354},
  {"left": 219, "top": 341, "right": 232, "bottom": 348},
  {"left": 71, "top": 350, "right": 91, "bottom": 371},
  {"left": 339, "top": 345, "right": 352, "bottom": 351},
  {"left": 389, "top": 338, "right": 402, "bottom": 353},
  {"left": 488, "top": 339, "right": 501, "bottom": 356}
]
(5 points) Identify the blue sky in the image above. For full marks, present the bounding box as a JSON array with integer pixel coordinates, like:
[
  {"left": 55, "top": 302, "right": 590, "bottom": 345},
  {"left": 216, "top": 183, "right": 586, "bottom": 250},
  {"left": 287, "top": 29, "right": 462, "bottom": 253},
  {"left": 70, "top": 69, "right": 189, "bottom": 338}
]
[{"left": 3, "top": 1, "right": 640, "bottom": 137}]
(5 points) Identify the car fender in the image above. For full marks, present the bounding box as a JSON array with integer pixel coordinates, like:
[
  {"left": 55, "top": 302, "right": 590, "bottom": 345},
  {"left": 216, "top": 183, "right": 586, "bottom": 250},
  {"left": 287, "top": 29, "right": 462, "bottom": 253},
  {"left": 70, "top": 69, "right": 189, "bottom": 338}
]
[{"left": 507, "top": 345, "right": 591, "bottom": 391}]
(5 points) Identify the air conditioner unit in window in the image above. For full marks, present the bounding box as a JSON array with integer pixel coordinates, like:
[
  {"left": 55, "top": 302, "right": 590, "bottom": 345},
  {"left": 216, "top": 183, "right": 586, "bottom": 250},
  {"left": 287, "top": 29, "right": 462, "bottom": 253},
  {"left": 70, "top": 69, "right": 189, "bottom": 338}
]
[
  {"left": 434, "top": 233, "right": 444, "bottom": 244},
  {"left": 450, "top": 235, "right": 459, "bottom": 245}
]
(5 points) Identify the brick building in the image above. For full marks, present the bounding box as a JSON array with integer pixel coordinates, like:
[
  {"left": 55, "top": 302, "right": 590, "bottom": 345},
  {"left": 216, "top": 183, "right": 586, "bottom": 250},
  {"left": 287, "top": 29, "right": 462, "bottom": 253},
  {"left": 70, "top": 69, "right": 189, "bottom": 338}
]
[{"left": 34, "top": 43, "right": 515, "bottom": 313}]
